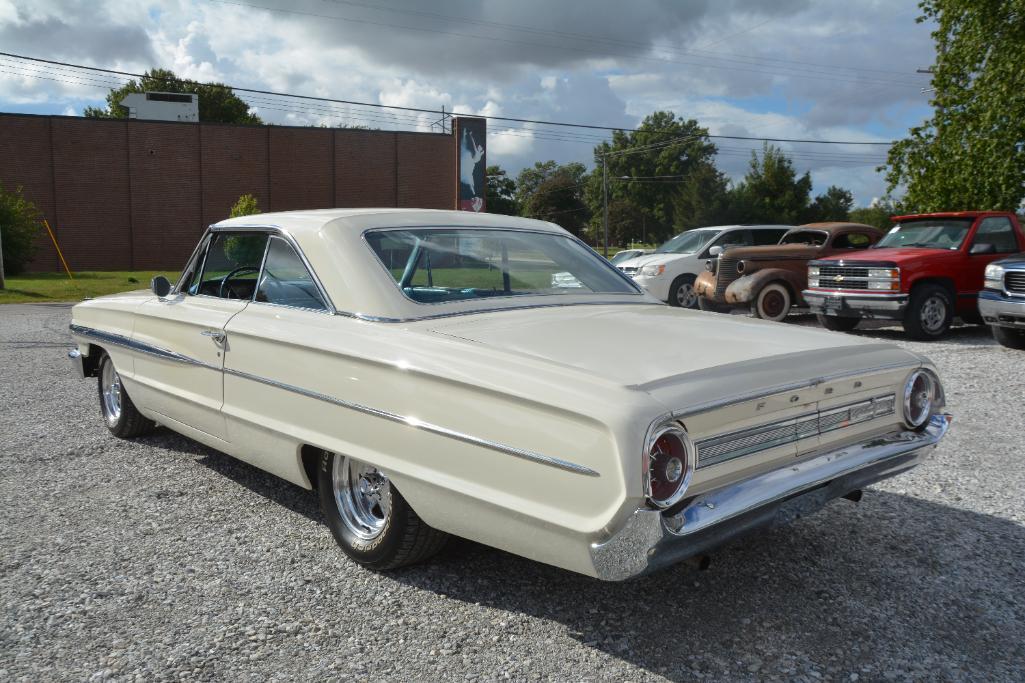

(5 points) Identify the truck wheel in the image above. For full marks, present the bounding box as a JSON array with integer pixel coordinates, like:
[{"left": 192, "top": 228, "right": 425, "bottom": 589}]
[
  {"left": 816, "top": 315, "right": 860, "bottom": 332},
  {"left": 698, "top": 297, "right": 731, "bottom": 313},
  {"left": 318, "top": 452, "right": 448, "bottom": 571},
  {"left": 668, "top": 275, "right": 698, "bottom": 308},
  {"left": 993, "top": 326, "right": 1025, "bottom": 350},
  {"left": 751, "top": 283, "right": 791, "bottom": 322},
  {"left": 903, "top": 283, "right": 953, "bottom": 340},
  {"left": 97, "top": 351, "right": 155, "bottom": 439}
]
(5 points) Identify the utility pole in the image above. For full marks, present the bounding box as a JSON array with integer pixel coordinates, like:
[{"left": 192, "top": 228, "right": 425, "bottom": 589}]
[
  {"left": 602, "top": 154, "right": 609, "bottom": 257},
  {"left": 0, "top": 227, "right": 5, "bottom": 289}
]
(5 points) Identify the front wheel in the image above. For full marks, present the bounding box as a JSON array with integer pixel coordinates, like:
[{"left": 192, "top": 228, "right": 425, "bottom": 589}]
[
  {"left": 816, "top": 314, "right": 860, "bottom": 332},
  {"left": 751, "top": 283, "right": 792, "bottom": 322},
  {"left": 317, "top": 452, "right": 448, "bottom": 571},
  {"left": 668, "top": 275, "right": 698, "bottom": 309},
  {"left": 903, "top": 283, "right": 953, "bottom": 341},
  {"left": 993, "top": 325, "right": 1025, "bottom": 350},
  {"left": 97, "top": 352, "right": 155, "bottom": 438}
]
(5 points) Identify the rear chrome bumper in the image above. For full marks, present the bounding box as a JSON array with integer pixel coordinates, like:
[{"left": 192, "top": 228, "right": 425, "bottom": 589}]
[
  {"left": 590, "top": 413, "right": 951, "bottom": 581},
  {"left": 979, "top": 290, "right": 1025, "bottom": 328},
  {"left": 803, "top": 290, "right": 908, "bottom": 320}
]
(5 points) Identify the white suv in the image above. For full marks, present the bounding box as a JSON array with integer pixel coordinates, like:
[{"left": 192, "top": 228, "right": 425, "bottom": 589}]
[{"left": 617, "top": 225, "right": 793, "bottom": 307}]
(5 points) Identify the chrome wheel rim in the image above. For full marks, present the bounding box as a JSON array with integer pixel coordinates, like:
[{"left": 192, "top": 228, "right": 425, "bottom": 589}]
[
  {"left": 100, "top": 360, "right": 122, "bottom": 426},
  {"left": 676, "top": 283, "right": 697, "bottom": 308},
  {"left": 332, "top": 456, "right": 391, "bottom": 541},
  {"left": 920, "top": 295, "right": 947, "bottom": 333}
]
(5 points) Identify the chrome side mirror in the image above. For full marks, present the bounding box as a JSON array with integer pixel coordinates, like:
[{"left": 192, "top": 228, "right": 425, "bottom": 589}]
[
  {"left": 151, "top": 275, "right": 172, "bottom": 298},
  {"left": 708, "top": 246, "right": 723, "bottom": 257}
]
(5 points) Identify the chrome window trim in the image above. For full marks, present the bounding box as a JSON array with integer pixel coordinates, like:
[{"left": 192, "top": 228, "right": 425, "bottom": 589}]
[
  {"left": 359, "top": 225, "right": 645, "bottom": 308},
  {"left": 68, "top": 323, "right": 597, "bottom": 478},
  {"left": 173, "top": 231, "right": 211, "bottom": 295},
  {"left": 335, "top": 299, "right": 664, "bottom": 324},
  {"left": 251, "top": 235, "right": 331, "bottom": 313}
]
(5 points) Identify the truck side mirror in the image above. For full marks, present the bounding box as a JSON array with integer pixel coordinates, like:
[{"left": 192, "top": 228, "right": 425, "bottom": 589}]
[
  {"left": 151, "top": 275, "right": 172, "bottom": 298},
  {"left": 969, "top": 242, "right": 996, "bottom": 255},
  {"left": 708, "top": 246, "right": 723, "bottom": 257}
]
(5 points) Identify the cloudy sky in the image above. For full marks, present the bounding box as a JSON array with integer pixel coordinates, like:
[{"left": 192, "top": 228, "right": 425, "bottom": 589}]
[{"left": 0, "top": 0, "right": 936, "bottom": 205}]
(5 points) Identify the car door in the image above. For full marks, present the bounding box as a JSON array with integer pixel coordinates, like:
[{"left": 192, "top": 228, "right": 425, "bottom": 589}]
[
  {"left": 130, "top": 229, "right": 270, "bottom": 442},
  {"left": 962, "top": 216, "right": 1020, "bottom": 307}
]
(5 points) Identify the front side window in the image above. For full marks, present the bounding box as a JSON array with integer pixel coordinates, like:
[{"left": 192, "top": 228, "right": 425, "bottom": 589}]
[
  {"left": 194, "top": 232, "right": 269, "bottom": 299},
  {"left": 706, "top": 229, "right": 752, "bottom": 254},
  {"left": 752, "top": 229, "right": 788, "bottom": 245},
  {"left": 654, "top": 230, "right": 716, "bottom": 254},
  {"left": 177, "top": 235, "right": 210, "bottom": 294},
  {"left": 875, "top": 219, "right": 972, "bottom": 250},
  {"left": 255, "top": 237, "right": 328, "bottom": 311},
  {"left": 972, "top": 217, "right": 1019, "bottom": 253},
  {"left": 365, "top": 228, "right": 637, "bottom": 304}
]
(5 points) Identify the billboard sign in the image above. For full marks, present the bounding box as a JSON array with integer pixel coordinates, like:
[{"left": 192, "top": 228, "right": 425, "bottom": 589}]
[{"left": 455, "top": 117, "right": 486, "bottom": 212}]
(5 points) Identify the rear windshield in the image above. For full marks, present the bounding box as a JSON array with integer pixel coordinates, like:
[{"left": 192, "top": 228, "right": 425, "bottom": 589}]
[
  {"left": 875, "top": 219, "right": 972, "bottom": 250},
  {"left": 364, "top": 228, "right": 638, "bottom": 304},
  {"left": 780, "top": 230, "right": 828, "bottom": 246}
]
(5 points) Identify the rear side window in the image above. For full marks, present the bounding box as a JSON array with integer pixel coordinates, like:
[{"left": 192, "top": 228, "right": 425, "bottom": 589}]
[
  {"left": 255, "top": 237, "right": 328, "bottom": 311},
  {"left": 973, "top": 217, "right": 1019, "bottom": 253}
]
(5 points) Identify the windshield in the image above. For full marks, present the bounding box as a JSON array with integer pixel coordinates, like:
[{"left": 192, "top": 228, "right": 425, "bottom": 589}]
[
  {"left": 365, "top": 228, "right": 638, "bottom": 304},
  {"left": 655, "top": 230, "right": 716, "bottom": 254},
  {"left": 875, "top": 219, "right": 973, "bottom": 250},
  {"left": 610, "top": 250, "right": 641, "bottom": 265}
]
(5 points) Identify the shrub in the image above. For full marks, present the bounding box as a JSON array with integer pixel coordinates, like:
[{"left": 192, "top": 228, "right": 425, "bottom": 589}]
[
  {"left": 230, "top": 193, "right": 260, "bottom": 218},
  {"left": 0, "top": 184, "right": 42, "bottom": 275}
]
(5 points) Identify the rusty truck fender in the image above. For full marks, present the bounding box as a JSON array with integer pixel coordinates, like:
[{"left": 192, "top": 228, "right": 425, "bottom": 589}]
[{"left": 724, "top": 268, "right": 806, "bottom": 306}]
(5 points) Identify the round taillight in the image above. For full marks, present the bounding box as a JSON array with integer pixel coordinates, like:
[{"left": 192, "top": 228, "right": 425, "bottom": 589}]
[
  {"left": 647, "top": 427, "right": 691, "bottom": 508},
  {"left": 903, "top": 369, "right": 936, "bottom": 429}
]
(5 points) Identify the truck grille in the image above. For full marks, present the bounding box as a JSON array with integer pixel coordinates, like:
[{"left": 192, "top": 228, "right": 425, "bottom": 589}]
[
  {"left": 695, "top": 394, "right": 896, "bottom": 469},
  {"left": 817, "top": 265, "right": 871, "bottom": 290},
  {"left": 715, "top": 257, "right": 739, "bottom": 298},
  {"left": 1006, "top": 271, "right": 1025, "bottom": 294}
]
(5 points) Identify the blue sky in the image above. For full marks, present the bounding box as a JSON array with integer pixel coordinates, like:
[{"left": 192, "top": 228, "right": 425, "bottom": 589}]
[{"left": 0, "top": 0, "right": 937, "bottom": 206}]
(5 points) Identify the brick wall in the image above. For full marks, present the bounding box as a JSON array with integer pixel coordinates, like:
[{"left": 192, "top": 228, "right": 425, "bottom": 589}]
[{"left": 0, "top": 113, "right": 459, "bottom": 271}]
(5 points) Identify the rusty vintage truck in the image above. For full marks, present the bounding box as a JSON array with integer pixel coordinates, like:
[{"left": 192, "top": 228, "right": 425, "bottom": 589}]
[{"left": 695, "top": 223, "right": 882, "bottom": 321}]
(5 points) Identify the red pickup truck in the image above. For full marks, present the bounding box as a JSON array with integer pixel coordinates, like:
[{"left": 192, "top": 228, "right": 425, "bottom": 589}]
[{"left": 803, "top": 211, "right": 1025, "bottom": 340}]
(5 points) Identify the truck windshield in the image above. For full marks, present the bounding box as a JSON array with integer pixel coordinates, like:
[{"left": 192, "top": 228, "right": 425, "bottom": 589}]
[
  {"left": 655, "top": 230, "right": 716, "bottom": 254},
  {"left": 875, "top": 219, "right": 972, "bottom": 250}
]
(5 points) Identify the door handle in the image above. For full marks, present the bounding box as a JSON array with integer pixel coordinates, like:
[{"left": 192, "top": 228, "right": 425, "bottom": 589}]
[{"left": 200, "top": 330, "right": 226, "bottom": 344}]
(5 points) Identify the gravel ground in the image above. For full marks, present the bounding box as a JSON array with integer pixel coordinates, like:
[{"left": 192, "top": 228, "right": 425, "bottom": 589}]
[{"left": 2, "top": 302, "right": 1024, "bottom": 682}]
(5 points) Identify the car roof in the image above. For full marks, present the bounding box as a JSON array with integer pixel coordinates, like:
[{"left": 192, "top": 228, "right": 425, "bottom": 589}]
[
  {"left": 793, "top": 222, "right": 882, "bottom": 234},
  {"left": 892, "top": 211, "right": 1014, "bottom": 221},
  {"left": 212, "top": 208, "right": 566, "bottom": 236}
]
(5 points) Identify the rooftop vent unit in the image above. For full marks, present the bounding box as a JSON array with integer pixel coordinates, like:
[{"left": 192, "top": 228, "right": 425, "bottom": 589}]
[{"left": 119, "top": 91, "right": 199, "bottom": 122}]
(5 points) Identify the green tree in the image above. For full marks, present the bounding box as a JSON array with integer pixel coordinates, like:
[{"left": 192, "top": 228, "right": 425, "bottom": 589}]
[
  {"left": 585, "top": 112, "right": 719, "bottom": 243},
  {"left": 673, "top": 161, "right": 732, "bottom": 230},
  {"left": 229, "top": 193, "right": 261, "bottom": 218},
  {"left": 729, "top": 144, "right": 814, "bottom": 224},
  {"left": 515, "top": 160, "right": 587, "bottom": 208},
  {"left": 519, "top": 170, "right": 590, "bottom": 236},
  {"left": 0, "top": 184, "right": 42, "bottom": 276},
  {"left": 485, "top": 165, "right": 519, "bottom": 215},
  {"left": 850, "top": 198, "right": 900, "bottom": 230},
  {"left": 84, "top": 68, "right": 262, "bottom": 125},
  {"left": 884, "top": 0, "right": 1025, "bottom": 211},
  {"left": 806, "top": 185, "right": 854, "bottom": 222}
]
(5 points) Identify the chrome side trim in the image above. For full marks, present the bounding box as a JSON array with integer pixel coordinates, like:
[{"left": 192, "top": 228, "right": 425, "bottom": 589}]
[
  {"left": 69, "top": 324, "right": 219, "bottom": 370},
  {"left": 337, "top": 299, "right": 664, "bottom": 324},
  {"left": 68, "top": 324, "right": 598, "bottom": 477},
  {"left": 223, "top": 366, "right": 599, "bottom": 477}
]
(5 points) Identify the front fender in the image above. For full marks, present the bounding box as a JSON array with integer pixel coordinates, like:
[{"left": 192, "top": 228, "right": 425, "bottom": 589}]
[
  {"left": 694, "top": 270, "right": 715, "bottom": 298},
  {"left": 725, "top": 269, "right": 803, "bottom": 305}
]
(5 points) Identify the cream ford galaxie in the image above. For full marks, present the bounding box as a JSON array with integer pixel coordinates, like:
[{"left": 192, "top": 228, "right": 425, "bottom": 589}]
[{"left": 68, "top": 209, "right": 951, "bottom": 580}]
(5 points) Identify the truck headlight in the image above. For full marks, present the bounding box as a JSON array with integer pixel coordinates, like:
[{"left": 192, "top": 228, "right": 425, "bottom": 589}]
[
  {"left": 640, "top": 264, "right": 665, "bottom": 277},
  {"left": 984, "top": 263, "right": 1004, "bottom": 290},
  {"left": 808, "top": 266, "right": 820, "bottom": 276},
  {"left": 903, "top": 369, "right": 941, "bottom": 430}
]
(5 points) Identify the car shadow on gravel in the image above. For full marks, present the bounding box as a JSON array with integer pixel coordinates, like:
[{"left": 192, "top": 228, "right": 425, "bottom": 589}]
[{"left": 388, "top": 492, "right": 1025, "bottom": 680}]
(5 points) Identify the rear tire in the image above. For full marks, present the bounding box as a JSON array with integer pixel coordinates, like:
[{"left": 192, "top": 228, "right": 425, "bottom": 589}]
[
  {"left": 993, "top": 325, "right": 1025, "bottom": 350},
  {"left": 816, "top": 315, "right": 860, "bottom": 332},
  {"left": 668, "top": 275, "right": 698, "bottom": 309},
  {"left": 751, "top": 283, "right": 792, "bottom": 322},
  {"left": 97, "top": 352, "right": 155, "bottom": 439},
  {"left": 317, "top": 452, "right": 448, "bottom": 571},
  {"left": 903, "top": 283, "right": 953, "bottom": 341}
]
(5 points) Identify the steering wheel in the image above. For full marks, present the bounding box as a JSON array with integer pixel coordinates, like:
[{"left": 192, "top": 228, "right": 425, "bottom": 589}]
[{"left": 218, "top": 267, "right": 261, "bottom": 299}]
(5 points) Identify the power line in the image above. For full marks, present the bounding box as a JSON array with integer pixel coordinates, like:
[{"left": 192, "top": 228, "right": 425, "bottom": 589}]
[{"left": 0, "top": 51, "right": 896, "bottom": 146}]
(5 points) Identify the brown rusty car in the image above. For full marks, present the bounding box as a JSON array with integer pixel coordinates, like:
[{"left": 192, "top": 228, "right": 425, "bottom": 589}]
[{"left": 695, "top": 223, "right": 883, "bottom": 321}]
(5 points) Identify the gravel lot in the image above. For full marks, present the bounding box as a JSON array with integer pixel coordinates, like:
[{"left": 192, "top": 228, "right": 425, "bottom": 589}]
[{"left": 2, "top": 302, "right": 1024, "bottom": 682}]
